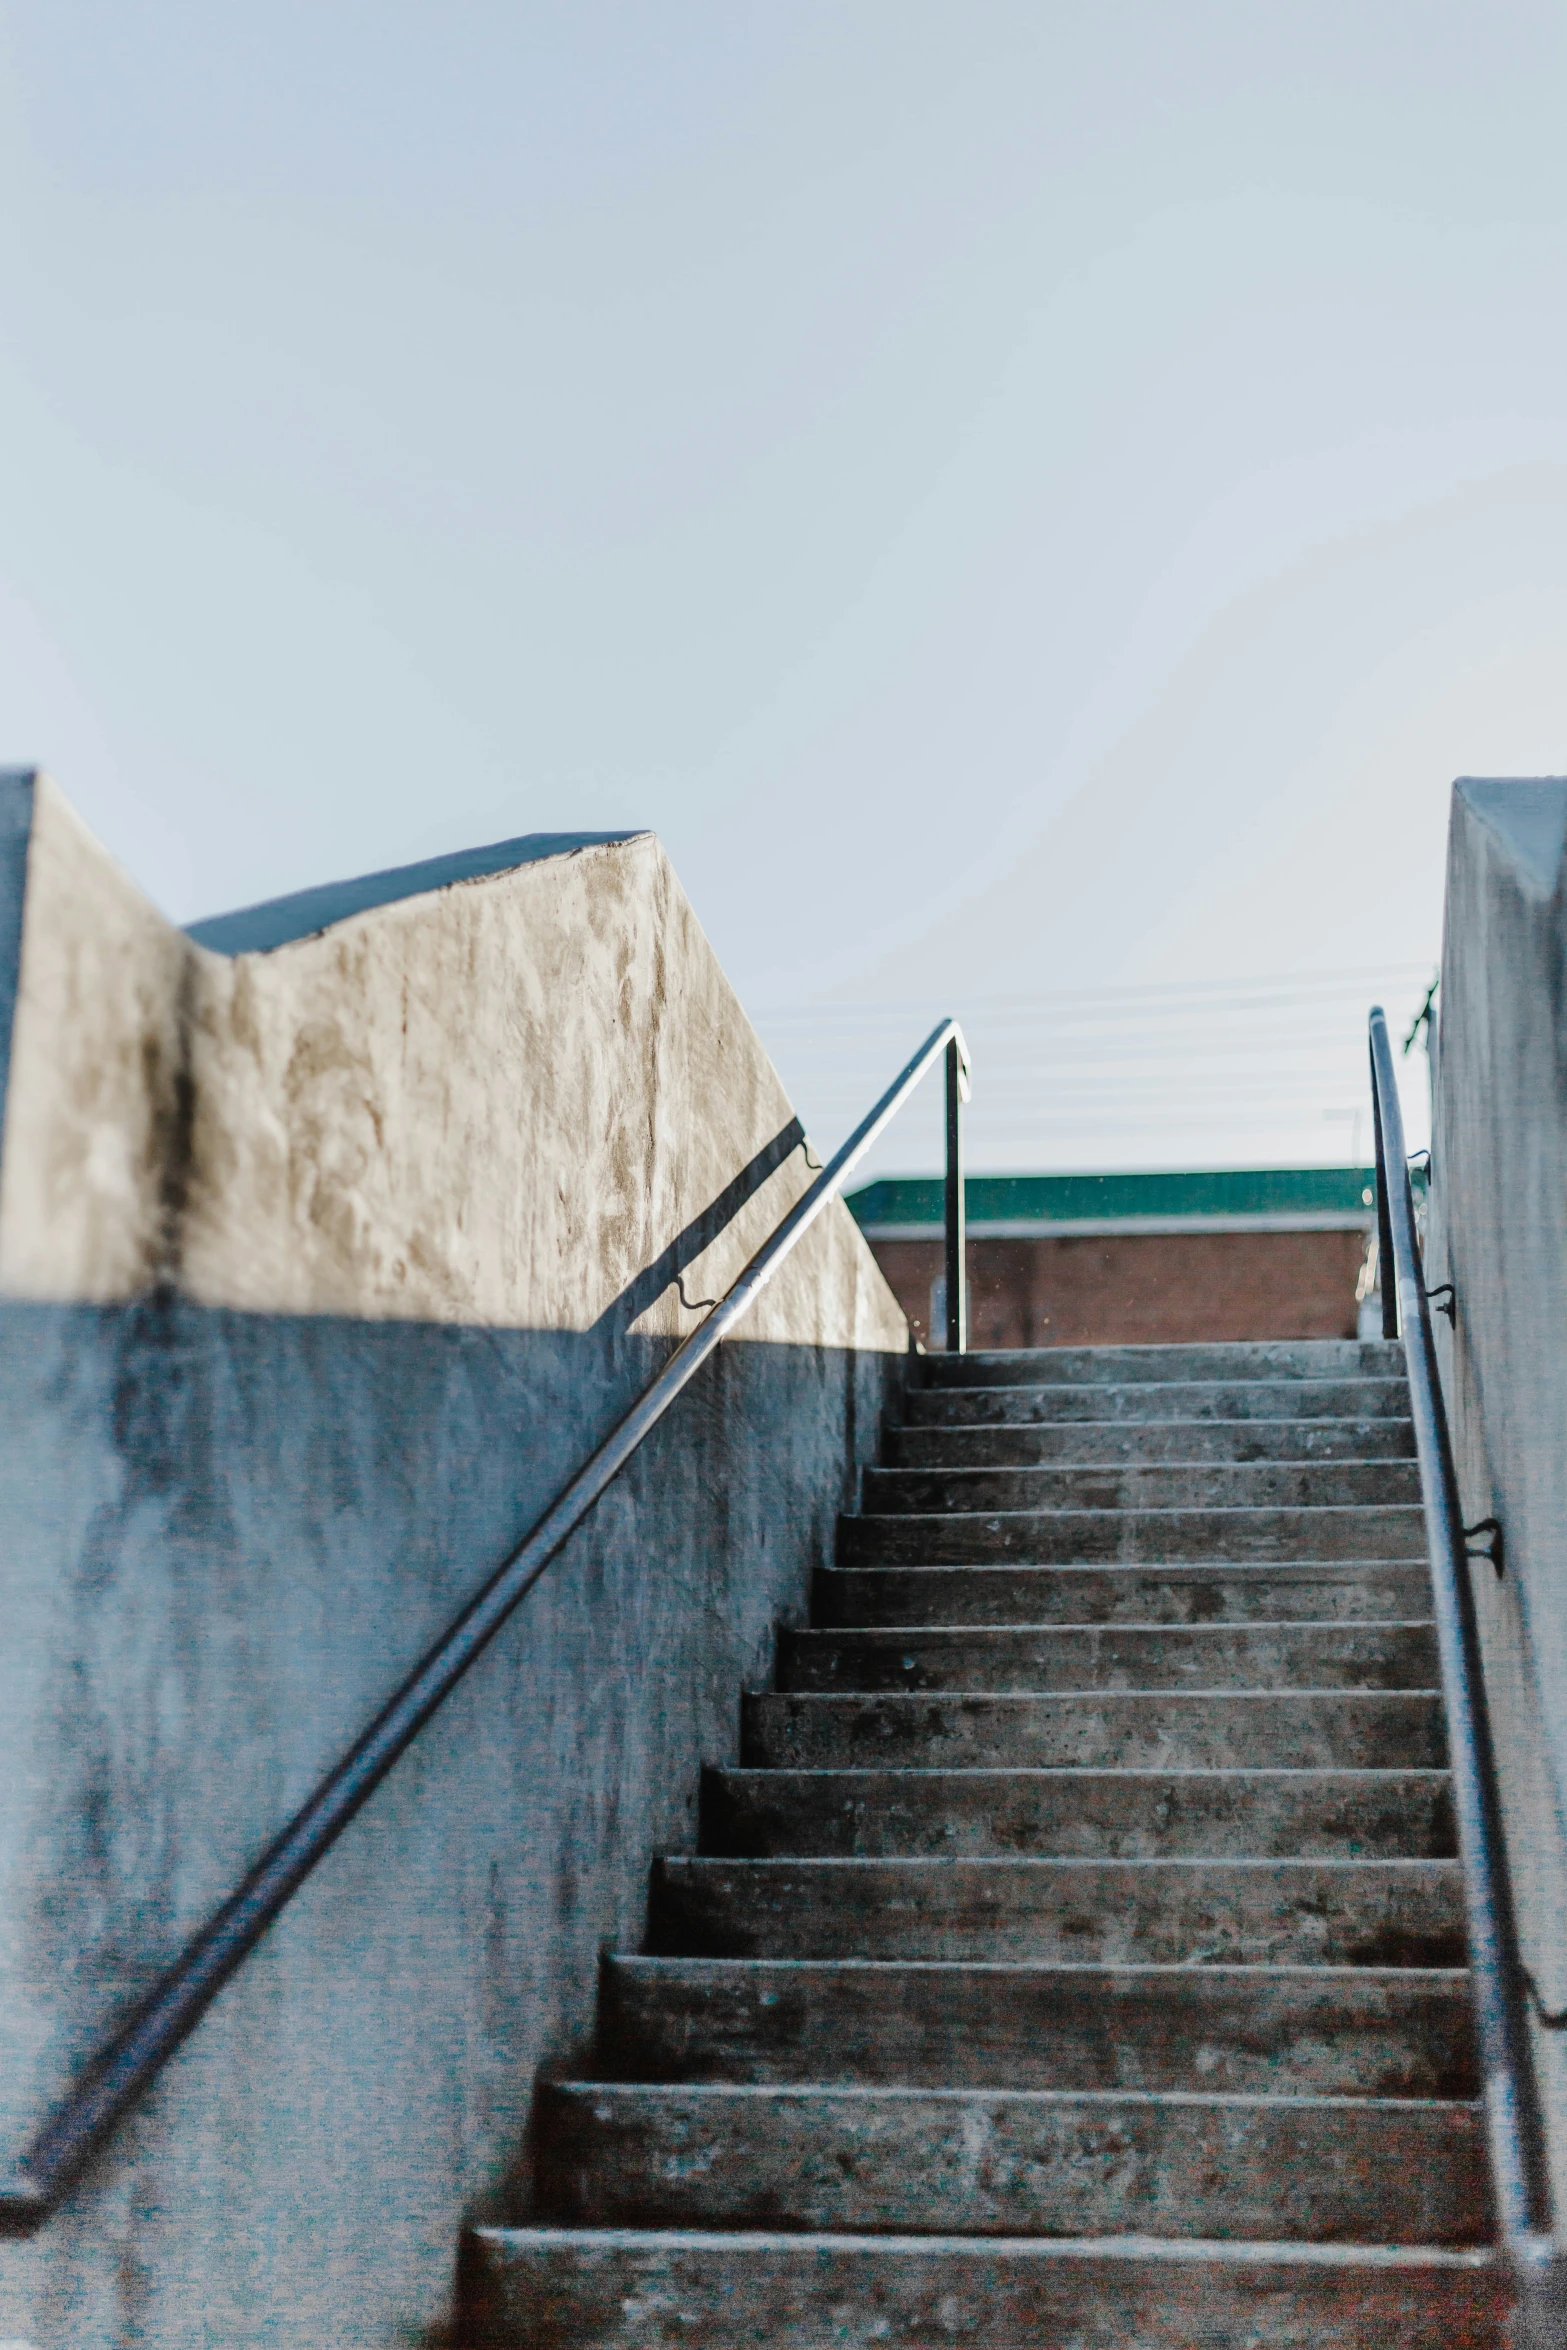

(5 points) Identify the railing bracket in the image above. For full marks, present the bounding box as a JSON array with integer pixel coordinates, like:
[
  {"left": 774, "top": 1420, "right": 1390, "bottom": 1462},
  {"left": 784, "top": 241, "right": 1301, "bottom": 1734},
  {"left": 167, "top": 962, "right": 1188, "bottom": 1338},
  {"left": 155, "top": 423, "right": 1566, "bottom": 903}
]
[
  {"left": 1425, "top": 1282, "right": 1456, "bottom": 1323},
  {"left": 1464, "top": 1517, "right": 1505, "bottom": 1576}
]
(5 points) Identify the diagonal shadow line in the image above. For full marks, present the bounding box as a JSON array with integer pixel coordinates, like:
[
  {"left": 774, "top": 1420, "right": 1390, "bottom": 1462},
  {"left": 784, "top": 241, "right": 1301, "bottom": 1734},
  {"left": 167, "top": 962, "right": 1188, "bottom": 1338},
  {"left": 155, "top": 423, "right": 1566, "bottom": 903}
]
[{"left": 592, "top": 1117, "right": 807, "bottom": 1341}]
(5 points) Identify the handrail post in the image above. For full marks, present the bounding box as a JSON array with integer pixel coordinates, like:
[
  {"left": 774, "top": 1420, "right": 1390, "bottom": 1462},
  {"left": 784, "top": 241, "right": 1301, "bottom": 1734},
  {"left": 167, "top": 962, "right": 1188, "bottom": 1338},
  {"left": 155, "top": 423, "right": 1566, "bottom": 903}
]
[
  {"left": 1370, "top": 1039, "right": 1399, "bottom": 1339},
  {"left": 944, "top": 1034, "right": 969, "bottom": 1354}
]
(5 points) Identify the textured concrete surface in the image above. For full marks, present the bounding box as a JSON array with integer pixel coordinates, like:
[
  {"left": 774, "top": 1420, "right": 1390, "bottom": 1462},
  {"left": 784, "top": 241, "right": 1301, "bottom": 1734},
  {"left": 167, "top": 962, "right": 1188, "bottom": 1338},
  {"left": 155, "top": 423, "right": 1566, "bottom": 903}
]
[
  {"left": 597, "top": 1957, "right": 1478, "bottom": 2094},
  {"left": 0, "top": 775, "right": 906, "bottom": 2346},
  {"left": 840, "top": 1500, "right": 1427, "bottom": 1563},
  {"left": 742, "top": 1688, "right": 1448, "bottom": 1770},
  {"left": 1424, "top": 776, "right": 1567, "bottom": 2226},
  {"left": 466, "top": 2227, "right": 1506, "bottom": 2348},
  {"left": 775, "top": 1622, "right": 1438, "bottom": 1691},
  {"left": 649, "top": 1854, "right": 1465, "bottom": 1964},
  {"left": 700, "top": 1764, "right": 1456, "bottom": 1858},
  {"left": 0, "top": 771, "right": 891, "bottom": 1348},
  {"left": 930, "top": 1340, "right": 1400, "bottom": 1385},
  {"left": 906, "top": 1370, "right": 1412, "bottom": 1422},
  {"left": 537, "top": 2077, "right": 1487, "bottom": 2240},
  {"left": 816, "top": 1559, "right": 1437, "bottom": 1625},
  {"left": 863, "top": 1456, "right": 1422, "bottom": 1509},
  {"left": 889, "top": 1410, "right": 1416, "bottom": 1462}
]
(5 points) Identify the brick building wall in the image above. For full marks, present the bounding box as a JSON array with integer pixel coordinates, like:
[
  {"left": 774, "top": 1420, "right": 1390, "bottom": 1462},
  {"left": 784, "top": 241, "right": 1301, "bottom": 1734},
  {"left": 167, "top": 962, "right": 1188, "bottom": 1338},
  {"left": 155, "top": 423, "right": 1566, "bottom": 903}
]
[{"left": 871, "top": 1225, "right": 1371, "bottom": 1350}]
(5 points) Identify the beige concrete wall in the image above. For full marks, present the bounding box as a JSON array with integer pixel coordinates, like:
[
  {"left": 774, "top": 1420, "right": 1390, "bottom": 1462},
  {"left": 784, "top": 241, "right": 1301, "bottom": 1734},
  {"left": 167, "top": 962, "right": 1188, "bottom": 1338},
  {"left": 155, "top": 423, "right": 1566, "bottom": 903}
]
[
  {"left": 0, "top": 772, "right": 895, "bottom": 1355},
  {"left": 1425, "top": 776, "right": 1567, "bottom": 2223},
  {"left": 0, "top": 773, "right": 907, "bottom": 2348}
]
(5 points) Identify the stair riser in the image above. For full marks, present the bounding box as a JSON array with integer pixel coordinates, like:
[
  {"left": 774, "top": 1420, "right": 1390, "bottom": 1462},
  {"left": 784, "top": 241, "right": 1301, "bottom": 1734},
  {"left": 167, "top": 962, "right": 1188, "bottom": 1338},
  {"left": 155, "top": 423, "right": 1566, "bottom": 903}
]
[
  {"left": 466, "top": 2231, "right": 1507, "bottom": 2350},
  {"left": 840, "top": 1506, "right": 1428, "bottom": 1564},
  {"left": 540, "top": 2083, "right": 1487, "bottom": 2244},
  {"left": 816, "top": 1564, "right": 1436, "bottom": 1627},
  {"left": 651, "top": 1858, "right": 1465, "bottom": 1966},
  {"left": 702, "top": 1768, "right": 1457, "bottom": 1861},
  {"left": 890, "top": 1419, "right": 1418, "bottom": 1466},
  {"left": 865, "top": 1465, "right": 1421, "bottom": 1513},
  {"left": 600, "top": 1958, "right": 1479, "bottom": 2096},
  {"left": 908, "top": 1379, "right": 1411, "bottom": 1426},
  {"left": 777, "top": 1625, "right": 1439, "bottom": 1695},
  {"left": 925, "top": 1343, "right": 1403, "bottom": 1388},
  {"left": 743, "top": 1693, "right": 1447, "bottom": 1772}
]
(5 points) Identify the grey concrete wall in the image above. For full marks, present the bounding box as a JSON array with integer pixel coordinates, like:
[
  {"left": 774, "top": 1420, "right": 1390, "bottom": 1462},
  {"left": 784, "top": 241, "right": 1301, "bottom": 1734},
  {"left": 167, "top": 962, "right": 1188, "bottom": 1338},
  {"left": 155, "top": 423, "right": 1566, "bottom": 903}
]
[
  {"left": 0, "top": 775, "right": 908, "bottom": 2347},
  {"left": 1425, "top": 777, "right": 1567, "bottom": 2218}
]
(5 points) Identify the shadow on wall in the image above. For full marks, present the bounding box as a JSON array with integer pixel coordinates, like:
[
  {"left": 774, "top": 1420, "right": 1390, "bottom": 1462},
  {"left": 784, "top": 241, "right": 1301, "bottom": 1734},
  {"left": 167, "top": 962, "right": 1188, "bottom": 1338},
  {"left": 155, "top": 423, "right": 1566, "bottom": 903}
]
[
  {"left": 0, "top": 1286, "right": 898, "bottom": 2347},
  {"left": 596, "top": 1118, "right": 806, "bottom": 1334}
]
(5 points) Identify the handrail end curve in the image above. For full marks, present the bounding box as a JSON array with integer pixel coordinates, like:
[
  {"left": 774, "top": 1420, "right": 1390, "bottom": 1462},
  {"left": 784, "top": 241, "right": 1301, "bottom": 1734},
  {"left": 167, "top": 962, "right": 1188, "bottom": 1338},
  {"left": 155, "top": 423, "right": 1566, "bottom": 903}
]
[{"left": 0, "top": 2170, "right": 53, "bottom": 2236}]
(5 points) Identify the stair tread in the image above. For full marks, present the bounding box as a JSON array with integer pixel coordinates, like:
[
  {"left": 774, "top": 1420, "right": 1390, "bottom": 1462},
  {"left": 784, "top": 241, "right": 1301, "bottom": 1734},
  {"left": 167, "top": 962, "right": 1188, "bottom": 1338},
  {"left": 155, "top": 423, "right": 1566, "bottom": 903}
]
[
  {"left": 714, "top": 1762, "right": 1451, "bottom": 1776},
  {"left": 479, "top": 2222, "right": 1496, "bottom": 2260},
  {"left": 924, "top": 1341, "right": 1403, "bottom": 1383},
  {"left": 556, "top": 2077, "right": 1477, "bottom": 2110},
  {"left": 608, "top": 1955, "right": 1474, "bottom": 1980},
  {"left": 470, "top": 2222, "right": 1506, "bottom": 2347},
  {"left": 663, "top": 1852, "right": 1461, "bottom": 1871}
]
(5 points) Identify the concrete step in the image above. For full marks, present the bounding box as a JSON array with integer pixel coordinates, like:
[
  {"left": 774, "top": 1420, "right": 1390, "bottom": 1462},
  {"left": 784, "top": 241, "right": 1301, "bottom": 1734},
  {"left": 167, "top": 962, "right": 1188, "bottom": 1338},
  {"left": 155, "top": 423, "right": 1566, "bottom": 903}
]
[
  {"left": 700, "top": 1766, "right": 1456, "bottom": 1860},
  {"left": 816, "top": 1562, "right": 1435, "bottom": 1627},
  {"left": 864, "top": 1461, "right": 1421, "bottom": 1514},
  {"left": 839, "top": 1504, "right": 1428, "bottom": 1565},
  {"left": 536, "top": 2080, "right": 1488, "bottom": 2245},
  {"left": 598, "top": 1957, "right": 1478, "bottom": 2096},
  {"left": 775, "top": 1623, "right": 1438, "bottom": 1695},
  {"left": 907, "top": 1377, "right": 1412, "bottom": 1426},
  {"left": 649, "top": 1856, "right": 1464, "bottom": 1965},
  {"left": 465, "top": 2227, "right": 1506, "bottom": 2350},
  {"left": 924, "top": 1342, "right": 1405, "bottom": 1388},
  {"left": 743, "top": 1690, "right": 1445, "bottom": 1771},
  {"left": 888, "top": 1416, "right": 1418, "bottom": 1467}
]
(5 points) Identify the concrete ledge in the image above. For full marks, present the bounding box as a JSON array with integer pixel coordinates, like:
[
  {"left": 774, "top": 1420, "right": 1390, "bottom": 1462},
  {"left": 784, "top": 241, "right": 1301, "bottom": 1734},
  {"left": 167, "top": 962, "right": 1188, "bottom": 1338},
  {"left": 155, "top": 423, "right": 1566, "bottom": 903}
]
[{"left": 1427, "top": 774, "right": 1567, "bottom": 2228}]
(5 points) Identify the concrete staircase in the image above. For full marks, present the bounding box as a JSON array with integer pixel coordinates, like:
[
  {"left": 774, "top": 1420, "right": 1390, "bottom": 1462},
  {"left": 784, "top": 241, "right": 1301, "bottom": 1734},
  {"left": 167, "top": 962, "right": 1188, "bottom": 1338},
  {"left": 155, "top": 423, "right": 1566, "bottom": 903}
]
[{"left": 466, "top": 1340, "right": 1505, "bottom": 2347}]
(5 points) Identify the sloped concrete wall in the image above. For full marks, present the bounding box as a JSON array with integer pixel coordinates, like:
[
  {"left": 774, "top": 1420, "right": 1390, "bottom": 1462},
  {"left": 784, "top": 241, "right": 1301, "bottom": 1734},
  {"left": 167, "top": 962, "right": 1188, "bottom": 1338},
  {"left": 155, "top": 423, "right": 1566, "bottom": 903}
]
[
  {"left": 1425, "top": 776, "right": 1567, "bottom": 2215},
  {"left": 0, "top": 774, "right": 908, "bottom": 2348}
]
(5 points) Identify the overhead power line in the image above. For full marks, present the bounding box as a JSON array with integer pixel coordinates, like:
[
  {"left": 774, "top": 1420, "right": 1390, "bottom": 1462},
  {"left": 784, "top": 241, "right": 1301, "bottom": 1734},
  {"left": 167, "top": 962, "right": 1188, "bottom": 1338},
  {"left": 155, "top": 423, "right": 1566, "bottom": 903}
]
[{"left": 748, "top": 962, "right": 1435, "bottom": 1173}]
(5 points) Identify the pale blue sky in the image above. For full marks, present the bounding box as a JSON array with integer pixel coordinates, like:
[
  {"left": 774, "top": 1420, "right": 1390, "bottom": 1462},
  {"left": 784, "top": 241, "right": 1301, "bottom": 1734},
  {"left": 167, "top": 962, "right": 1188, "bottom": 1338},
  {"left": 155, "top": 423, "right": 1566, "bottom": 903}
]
[{"left": 0, "top": 2, "right": 1562, "bottom": 1163}]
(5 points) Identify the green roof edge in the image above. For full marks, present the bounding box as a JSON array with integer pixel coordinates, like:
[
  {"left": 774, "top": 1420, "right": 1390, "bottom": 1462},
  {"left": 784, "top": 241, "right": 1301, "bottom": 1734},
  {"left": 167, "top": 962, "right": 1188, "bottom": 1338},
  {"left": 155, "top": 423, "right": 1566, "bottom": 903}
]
[{"left": 845, "top": 1166, "right": 1392, "bottom": 1228}]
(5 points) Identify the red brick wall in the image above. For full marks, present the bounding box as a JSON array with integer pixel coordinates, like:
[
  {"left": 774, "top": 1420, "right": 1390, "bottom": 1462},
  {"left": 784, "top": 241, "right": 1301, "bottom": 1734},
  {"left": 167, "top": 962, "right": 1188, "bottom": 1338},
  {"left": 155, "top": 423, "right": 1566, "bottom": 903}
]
[{"left": 870, "top": 1228, "right": 1370, "bottom": 1350}]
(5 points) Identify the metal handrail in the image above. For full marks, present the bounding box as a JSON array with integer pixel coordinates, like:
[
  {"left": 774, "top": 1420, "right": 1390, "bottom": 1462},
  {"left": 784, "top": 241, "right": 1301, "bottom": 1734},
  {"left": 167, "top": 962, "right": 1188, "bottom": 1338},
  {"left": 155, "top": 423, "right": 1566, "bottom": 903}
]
[
  {"left": 0, "top": 1015, "right": 970, "bottom": 2230},
  {"left": 1368, "top": 1007, "right": 1560, "bottom": 2327}
]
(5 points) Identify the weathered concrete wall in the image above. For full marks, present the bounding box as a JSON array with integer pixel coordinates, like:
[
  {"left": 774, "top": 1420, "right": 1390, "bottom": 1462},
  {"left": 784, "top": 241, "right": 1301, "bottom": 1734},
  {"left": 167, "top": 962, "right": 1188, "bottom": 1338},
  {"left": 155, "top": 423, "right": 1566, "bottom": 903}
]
[
  {"left": 1425, "top": 776, "right": 1567, "bottom": 2217},
  {"left": 0, "top": 773, "right": 908, "bottom": 2347}
]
